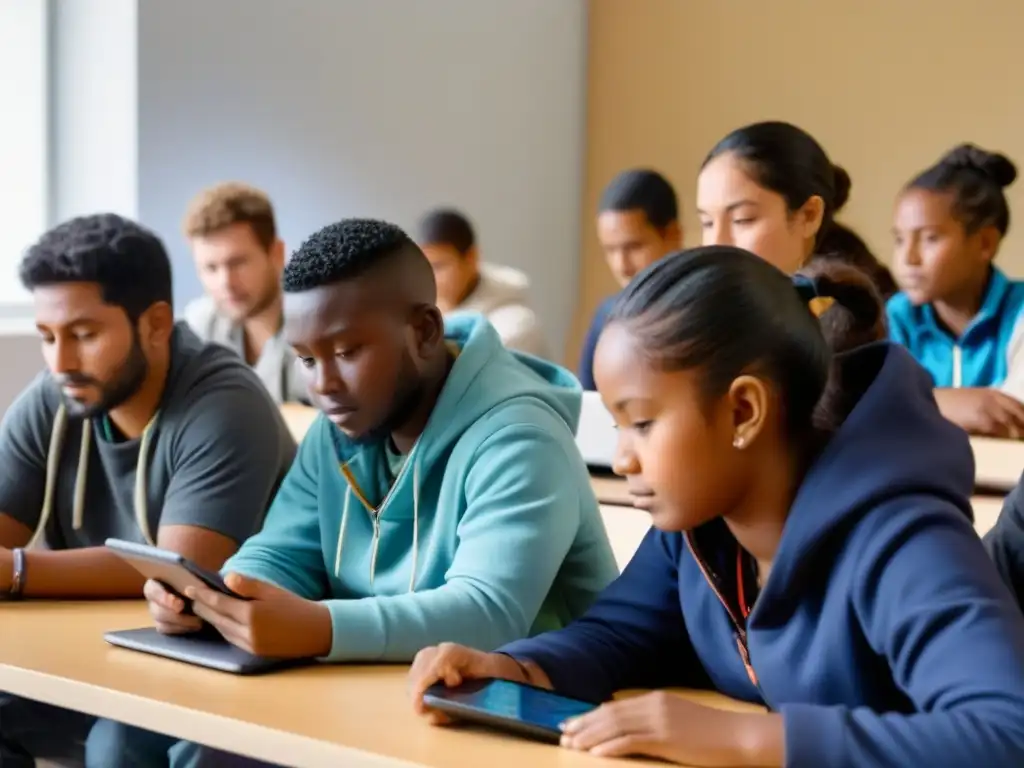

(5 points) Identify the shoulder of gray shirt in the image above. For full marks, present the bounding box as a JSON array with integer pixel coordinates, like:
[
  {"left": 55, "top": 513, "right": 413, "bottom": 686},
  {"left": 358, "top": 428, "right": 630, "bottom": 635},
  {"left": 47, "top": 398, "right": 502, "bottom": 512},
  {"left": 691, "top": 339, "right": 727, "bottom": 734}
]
[{"left": 9, "top": 323, "right": 297, "bottom": 489}]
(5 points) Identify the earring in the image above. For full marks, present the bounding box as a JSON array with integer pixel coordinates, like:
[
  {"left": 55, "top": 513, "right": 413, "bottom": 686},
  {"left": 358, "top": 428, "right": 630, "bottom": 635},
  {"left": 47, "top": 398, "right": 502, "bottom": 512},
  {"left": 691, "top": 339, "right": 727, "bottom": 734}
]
[{"left": 733, "top": 435, "right": 746, "bottom": 449}]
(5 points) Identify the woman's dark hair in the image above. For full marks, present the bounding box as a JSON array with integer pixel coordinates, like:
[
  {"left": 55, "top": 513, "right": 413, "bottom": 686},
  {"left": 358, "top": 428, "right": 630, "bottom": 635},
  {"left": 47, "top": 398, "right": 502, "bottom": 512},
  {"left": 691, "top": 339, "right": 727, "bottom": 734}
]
[
  {"left": 609, "top": 246, "right": 885, "bottom": 439},
  {"left": 814, "top": 165, "right": 898, "bottom": 299},
  {"left": 702, "top": 121, "right": 836, "bottom": 249},
  {"left": 907, "top": 143, "right": 1018, "bottom": 236}
]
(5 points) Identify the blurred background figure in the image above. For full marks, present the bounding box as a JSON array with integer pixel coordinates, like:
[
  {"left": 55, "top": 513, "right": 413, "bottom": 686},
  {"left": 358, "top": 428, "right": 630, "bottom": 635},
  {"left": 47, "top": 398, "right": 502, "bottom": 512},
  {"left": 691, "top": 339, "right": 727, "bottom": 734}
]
[
  {"left": 417, "top": 208, "right": 549, "bottom": 358},
  {"left": 182, "top": 183, "right": 308, "bottom": 403}
]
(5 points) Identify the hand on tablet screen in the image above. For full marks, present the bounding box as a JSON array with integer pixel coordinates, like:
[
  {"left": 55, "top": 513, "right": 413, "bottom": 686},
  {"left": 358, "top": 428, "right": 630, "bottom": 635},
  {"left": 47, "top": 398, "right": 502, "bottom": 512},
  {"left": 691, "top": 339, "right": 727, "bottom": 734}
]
[
  {"left": 144, "top": 578, "right": 203, "bottom": 635},
  {"left": 184, "top": 572, "right": 332, "bottom": 659},
  {"left": 409, "top": 643, "right": 538, "bottom": 725}
]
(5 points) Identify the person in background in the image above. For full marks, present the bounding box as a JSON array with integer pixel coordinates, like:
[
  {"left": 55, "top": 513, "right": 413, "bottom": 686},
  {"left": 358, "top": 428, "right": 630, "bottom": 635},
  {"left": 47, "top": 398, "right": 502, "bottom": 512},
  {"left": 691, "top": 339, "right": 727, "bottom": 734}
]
[
  {"left": 0, "top": 214, "right": 295, "bottom": 767},
  {"left": 889, "top": 144, "right": 1024, "bottom": 438},
  {"left": 698, "top": 120, "right": 842, "bottom": 276},
  {"left": 410, "top": 247, "right": 1024, "bottom": 767},
  {"left": 578, "top": 169, "right": 681, "bottom": 390},
  {"left": 416, "top": 208, "right": 548, "bottom": 357},
  {"left": 182, "top": 182, "right": 308, "bottom": 403},
  {"left": 814, "top": 166, "right": 897, "bottom": 299},
  {"left": 100, "top": 218, "right": 618, "bottom": 767}
]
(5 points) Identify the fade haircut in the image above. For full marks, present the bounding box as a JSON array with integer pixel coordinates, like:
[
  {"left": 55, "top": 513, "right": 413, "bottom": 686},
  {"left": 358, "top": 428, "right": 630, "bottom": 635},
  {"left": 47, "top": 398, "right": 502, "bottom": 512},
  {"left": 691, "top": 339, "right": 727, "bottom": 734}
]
[
  {"left": 20, "top": 213, "right": 173, "bottom": 322},
  {"left": 283, "top": 218, "right": 430, "bottom": 293},
  {"left": 183, "top": 182, "right": 277, "bottom": 250}
]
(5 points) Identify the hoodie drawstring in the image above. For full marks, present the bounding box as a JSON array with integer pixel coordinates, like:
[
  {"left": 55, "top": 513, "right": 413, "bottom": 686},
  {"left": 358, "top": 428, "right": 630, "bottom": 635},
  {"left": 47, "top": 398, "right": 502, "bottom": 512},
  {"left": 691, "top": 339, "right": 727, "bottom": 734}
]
[
  {"left": 29, "top": 404, "right": 158, "bottom": 549},
  {"left": 335, "top": 452, "right": 421, "bottom": 593}
]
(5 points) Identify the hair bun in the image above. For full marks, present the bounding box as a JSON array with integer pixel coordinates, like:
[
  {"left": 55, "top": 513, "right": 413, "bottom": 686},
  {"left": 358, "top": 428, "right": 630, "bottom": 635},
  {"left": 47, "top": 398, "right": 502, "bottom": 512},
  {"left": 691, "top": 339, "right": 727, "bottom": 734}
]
[
  {"left": 940, "top": 143, "right": 1018, "bottom": 188},
  {"left": 832, "top": 165, "right": 851, "bottom": 212}
]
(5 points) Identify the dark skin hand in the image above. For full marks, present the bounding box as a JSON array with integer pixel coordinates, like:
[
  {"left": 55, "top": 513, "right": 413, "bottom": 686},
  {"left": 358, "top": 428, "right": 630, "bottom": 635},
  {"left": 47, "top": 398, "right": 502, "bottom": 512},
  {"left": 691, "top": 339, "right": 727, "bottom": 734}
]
[
  {"left": 0, "top": 512, "right": 239, "bottom": 599},
  {"left": 408, "top": 643, "right": 784, "bottom": 766},
  {"left": 935, "top": 388, "right": 1024, "bottom": 438},
  {"left": 170, "top": 574, "right": 334, "bottom": 659}
]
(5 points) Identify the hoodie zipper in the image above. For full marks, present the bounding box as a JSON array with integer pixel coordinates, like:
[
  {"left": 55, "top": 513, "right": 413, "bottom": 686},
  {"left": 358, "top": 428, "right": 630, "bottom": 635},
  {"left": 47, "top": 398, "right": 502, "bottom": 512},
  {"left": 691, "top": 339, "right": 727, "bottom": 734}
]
[
  {"left": 341, "top": 448, "right": 416, "bottom": 589},
  {"left": 952, "top": 345, "right": 963, "bottom": 388},
  {"left": 684, "top": 533, "right": 764, "bottom": 696}
]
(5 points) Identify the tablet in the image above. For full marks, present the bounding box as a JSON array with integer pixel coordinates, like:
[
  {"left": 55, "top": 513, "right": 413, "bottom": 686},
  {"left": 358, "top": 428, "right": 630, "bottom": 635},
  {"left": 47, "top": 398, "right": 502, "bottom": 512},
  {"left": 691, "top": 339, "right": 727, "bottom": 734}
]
[
  {"left": 422, "top": 678, "right": 598, "bottom": 744},
  {"left": 104, "top": 626, "right": 299, "bottom": 675},
  {"left": 104, "top": 538, "right": 246, "bottom": 601}
]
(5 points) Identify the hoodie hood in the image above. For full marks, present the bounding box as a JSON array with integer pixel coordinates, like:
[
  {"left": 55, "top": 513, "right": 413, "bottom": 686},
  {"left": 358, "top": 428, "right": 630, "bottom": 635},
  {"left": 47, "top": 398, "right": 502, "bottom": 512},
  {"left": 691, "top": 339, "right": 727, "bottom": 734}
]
[{"left": 762, "top": 342, "right": 974, "bottom": 603}]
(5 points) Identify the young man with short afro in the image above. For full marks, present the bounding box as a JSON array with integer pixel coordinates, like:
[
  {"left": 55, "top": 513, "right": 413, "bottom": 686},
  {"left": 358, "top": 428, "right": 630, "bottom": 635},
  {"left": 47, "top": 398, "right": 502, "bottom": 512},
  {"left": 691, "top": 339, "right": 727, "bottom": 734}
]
[{"left": 102, "top": 218, "right": 618, "bottom": 767}]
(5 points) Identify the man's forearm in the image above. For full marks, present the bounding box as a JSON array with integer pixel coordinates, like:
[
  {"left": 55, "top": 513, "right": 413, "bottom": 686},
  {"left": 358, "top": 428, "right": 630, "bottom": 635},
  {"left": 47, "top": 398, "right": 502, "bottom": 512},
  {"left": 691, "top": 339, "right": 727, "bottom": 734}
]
[{"left": 22, "top": 547, "right": 146, "bottom": 598}]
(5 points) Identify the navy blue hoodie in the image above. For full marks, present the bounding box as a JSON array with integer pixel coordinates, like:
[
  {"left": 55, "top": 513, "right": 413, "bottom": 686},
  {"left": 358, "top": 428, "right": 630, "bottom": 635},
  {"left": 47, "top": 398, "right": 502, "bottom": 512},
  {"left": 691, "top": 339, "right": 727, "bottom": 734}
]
[{"left": 501, "top": 343, "right": 1024, "bottom": 766}]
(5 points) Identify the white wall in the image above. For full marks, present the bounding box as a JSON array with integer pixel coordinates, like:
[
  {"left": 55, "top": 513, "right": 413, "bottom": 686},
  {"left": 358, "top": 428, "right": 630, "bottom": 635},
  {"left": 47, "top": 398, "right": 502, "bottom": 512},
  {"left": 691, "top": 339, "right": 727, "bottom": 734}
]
[
  {"left": 137, "top": 0, "right": 587, "bottom": 356},
  {"left": 51, "top": 0, "right": 138, "bottom": 223},
  {"left": 0, "top": 0, "right": 587, "bottom": 413}
]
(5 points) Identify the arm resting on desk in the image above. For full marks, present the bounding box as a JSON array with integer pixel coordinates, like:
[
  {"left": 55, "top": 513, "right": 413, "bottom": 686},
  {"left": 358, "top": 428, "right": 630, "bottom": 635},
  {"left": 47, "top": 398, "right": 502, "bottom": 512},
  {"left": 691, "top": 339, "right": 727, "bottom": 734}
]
[
  {"left": 264, "top": 426, "right": 596, "bottom": 662},
  {"left": 500, "top": 529, "right": 709, "bottom": 703},
  {"left": 4, "top": 521, "right": 240, "bottom": 598}
]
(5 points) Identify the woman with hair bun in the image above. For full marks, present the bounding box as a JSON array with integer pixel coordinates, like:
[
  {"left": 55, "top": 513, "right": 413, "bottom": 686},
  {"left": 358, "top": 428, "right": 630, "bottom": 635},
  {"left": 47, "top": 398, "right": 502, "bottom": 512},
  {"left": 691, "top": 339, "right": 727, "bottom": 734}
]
[
  {"left": 411, "top": 247, "right": 1024, "bottom": 767},
  {"left": 696, "top": 121, "right": 836, "bottom": 275},
  {"left": 889, "top": 143, "right": 1024, "bottom": 437}
]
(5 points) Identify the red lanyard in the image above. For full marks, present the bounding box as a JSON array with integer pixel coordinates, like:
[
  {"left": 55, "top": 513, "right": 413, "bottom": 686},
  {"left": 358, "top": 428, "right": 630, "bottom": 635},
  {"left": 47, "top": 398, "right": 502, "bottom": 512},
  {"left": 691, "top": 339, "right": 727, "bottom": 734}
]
[{"left": 737, "top": 549, "right": 752, "bottom": 619}]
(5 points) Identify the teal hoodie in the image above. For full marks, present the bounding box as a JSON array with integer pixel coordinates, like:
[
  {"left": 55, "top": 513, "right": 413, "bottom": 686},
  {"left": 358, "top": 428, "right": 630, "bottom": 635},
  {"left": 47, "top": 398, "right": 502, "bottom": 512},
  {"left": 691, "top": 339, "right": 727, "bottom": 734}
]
[{"left": 223, "top": 314, "right": 619, "bottom": 662}]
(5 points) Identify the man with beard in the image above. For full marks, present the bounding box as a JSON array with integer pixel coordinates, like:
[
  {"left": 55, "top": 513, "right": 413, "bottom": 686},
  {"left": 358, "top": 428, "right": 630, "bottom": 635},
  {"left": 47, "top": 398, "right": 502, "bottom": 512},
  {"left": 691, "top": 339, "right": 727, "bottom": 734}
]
[
  {"left": 182, "top": 182, "right": 308, "bottom": 403},
  {"left": 104, "top": 218, "right": 618, "bottom": 767},
  {"left": 0, "top": 213, "right": 296, "bottom": 767}
]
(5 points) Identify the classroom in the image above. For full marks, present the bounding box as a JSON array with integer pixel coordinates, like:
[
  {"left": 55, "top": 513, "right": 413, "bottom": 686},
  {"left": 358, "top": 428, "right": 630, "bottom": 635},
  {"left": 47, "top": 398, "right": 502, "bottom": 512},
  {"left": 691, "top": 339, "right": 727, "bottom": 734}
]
[{"left": 3, "top": 1, "right": 1024, "bottom": 766}]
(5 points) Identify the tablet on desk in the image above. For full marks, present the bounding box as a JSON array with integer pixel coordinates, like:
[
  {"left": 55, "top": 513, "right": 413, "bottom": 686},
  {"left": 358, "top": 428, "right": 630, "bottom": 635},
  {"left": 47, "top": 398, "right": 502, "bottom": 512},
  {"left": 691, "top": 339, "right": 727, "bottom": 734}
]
[
  {"left": 422, "top": 678, "right": 598, "bottom": 744},
  {"left": 104, "top": 538, "right": 304, "bottom": 675},
  {"left": 104, "top": 626, "right": 301, "bottom": 675}
]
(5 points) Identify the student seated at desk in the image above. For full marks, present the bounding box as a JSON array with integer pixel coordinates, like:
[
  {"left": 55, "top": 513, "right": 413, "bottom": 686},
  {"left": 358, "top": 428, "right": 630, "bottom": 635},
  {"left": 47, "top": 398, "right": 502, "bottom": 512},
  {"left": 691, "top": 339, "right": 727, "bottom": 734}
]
[
  {"left": 0, "top": 215, "right": 295, "bottom": 768},
  {"left": 416, "top": 208, "right": 548, "bottom": 358},
  {"left": 182, "top": 182, "right": 310, "bottom": 404},
  {"left": 578, "top": 169, "right": 681, "bottom": 390},
  {"left": 889, "top": 144, "right": 1024, "bottom": 438},
  {"left": 99, "top": 218, "right": 618, "bottom": 767},
  {"left": 699, "top": 121, "right": 846, "bottom": 277},
  {"left": 411, "top": 248, "right": 1024, "bottom": 767}
]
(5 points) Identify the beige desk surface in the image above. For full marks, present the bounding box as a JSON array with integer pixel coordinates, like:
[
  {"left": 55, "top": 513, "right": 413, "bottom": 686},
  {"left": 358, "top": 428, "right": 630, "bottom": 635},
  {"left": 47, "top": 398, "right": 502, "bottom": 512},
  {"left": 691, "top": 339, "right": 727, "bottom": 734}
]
[
  {"left": 971, "top": 436, "right": 1024, "bottom": 492},
  {"left": 280, "top": 402, "right": 318, "bottom": 444},
  {"left": 0, "top": 603, "right": 758, "bottom": 768}
]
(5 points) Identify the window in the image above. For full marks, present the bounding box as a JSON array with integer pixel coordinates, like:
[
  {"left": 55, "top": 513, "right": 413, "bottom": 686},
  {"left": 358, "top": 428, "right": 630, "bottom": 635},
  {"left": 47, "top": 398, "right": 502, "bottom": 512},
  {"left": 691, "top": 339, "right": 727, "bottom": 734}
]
[{"left": 0, "top": 0, "right": 48, "bottom": 314}]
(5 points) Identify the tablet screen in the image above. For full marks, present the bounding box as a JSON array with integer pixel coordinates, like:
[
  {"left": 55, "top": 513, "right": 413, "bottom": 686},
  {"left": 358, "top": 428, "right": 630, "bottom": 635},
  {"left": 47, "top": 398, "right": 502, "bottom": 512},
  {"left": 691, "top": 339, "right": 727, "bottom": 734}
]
[{"left": 430, "top": 679, "right": 596, "bottom": 732}]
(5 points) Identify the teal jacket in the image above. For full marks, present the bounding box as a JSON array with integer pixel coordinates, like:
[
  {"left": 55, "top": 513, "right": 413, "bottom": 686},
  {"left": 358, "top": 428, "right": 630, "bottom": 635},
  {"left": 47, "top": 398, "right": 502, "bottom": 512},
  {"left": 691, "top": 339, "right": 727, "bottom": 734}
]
[
  {"left": 224, "top": 314, "right": 619, "bottom": 662},
  {"left": 887, "top": 268, "right": 1024, "bottom": 388}
]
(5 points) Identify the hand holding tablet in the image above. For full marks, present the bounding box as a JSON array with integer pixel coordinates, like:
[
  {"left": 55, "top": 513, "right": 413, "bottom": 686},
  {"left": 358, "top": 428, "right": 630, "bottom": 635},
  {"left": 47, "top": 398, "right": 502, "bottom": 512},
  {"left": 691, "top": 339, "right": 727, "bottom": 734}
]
[
  {"left": 409, "top": 642, "right": 599, "bottom": 743},
  {"left": 103, "top": 539, "right": 328, "bottom": 674}
]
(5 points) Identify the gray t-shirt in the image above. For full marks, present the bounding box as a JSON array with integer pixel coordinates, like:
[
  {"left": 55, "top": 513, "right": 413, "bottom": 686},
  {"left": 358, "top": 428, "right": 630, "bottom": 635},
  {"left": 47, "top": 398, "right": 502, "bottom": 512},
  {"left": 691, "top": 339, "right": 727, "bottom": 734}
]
[
  {"left": 0, "top": 323, "right": 297, "bottom": 549},
  {"left": 183, "top": 295, "right": 308, "bottom": 405}
]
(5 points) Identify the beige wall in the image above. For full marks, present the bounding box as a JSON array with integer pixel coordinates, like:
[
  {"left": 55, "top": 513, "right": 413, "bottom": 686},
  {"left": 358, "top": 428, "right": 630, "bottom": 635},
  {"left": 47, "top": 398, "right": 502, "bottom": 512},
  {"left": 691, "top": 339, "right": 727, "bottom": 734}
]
[{"left": 573, "top": 0, "right": 1024, "bottom": 363}]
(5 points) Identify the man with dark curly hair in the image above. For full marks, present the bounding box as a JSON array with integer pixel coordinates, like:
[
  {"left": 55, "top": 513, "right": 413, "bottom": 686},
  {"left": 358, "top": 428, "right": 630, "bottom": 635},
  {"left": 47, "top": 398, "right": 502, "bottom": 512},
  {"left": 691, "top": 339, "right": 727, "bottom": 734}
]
[
  {"left": 0, "top": 214, "right": 296, "bottom": 765},
  {"left": 109, "top": 218, "right": 618, "bottom": 767}
]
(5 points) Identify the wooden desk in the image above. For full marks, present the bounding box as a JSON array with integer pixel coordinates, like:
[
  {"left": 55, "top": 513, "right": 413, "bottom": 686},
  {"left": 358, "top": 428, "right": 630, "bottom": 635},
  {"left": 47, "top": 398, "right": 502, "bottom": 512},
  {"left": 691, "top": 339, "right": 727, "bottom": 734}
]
[
  {"left": 590, "top": 475, "right": 632, "bottom": 507},
  {"left": 280, "top": 403, "right": 318, "bottom": 443},
  {"left": 0, "top": 603, "right": 750, "bottom": 768},
  {"left": 972, "top": 437, "right": 1024, "bottom": 493}
]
